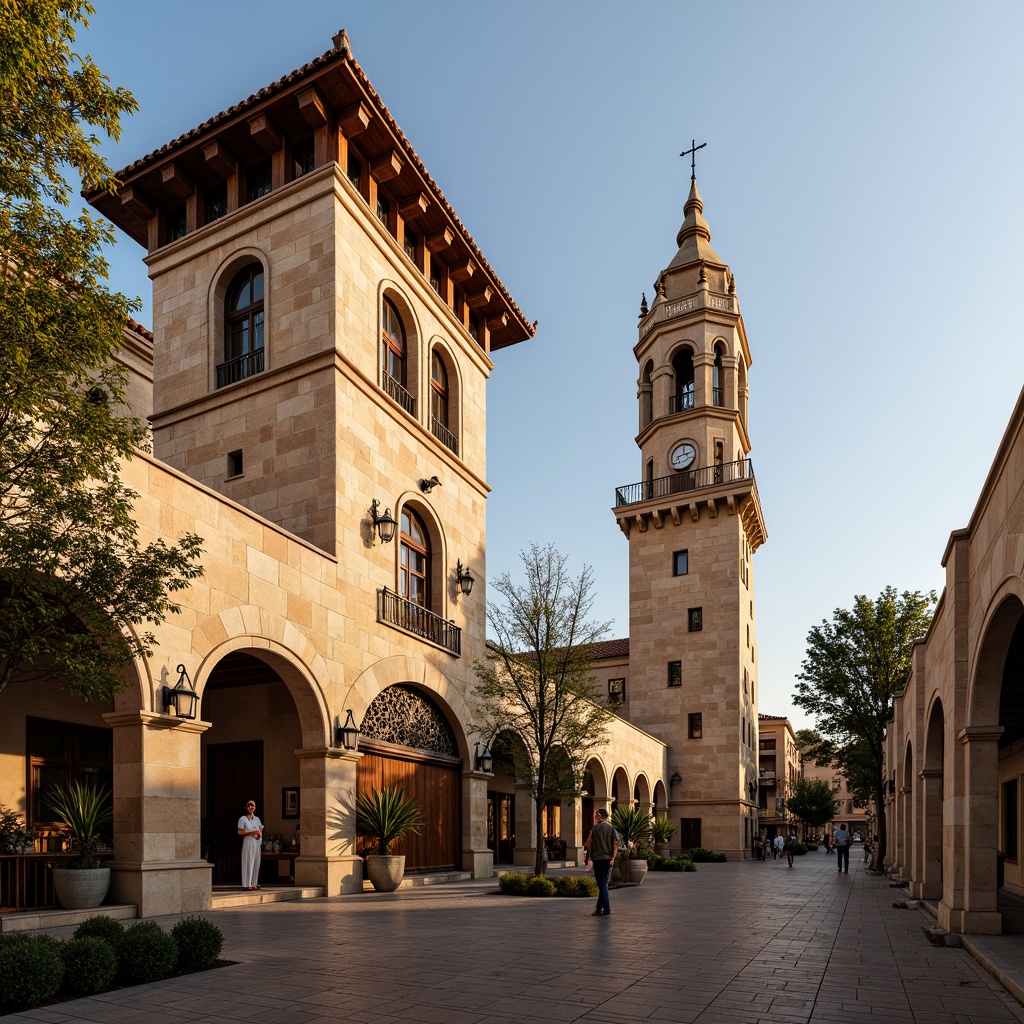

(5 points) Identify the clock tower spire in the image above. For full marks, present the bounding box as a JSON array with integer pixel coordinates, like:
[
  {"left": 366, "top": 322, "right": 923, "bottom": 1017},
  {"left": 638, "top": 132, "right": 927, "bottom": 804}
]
[{"left": 614, "top": 171, "right": 766, "bottom": 860}]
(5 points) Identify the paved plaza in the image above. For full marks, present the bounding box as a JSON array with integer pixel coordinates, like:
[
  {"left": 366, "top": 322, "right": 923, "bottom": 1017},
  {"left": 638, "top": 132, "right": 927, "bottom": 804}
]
[{"left": 9, "top": 852, "right": 1024, "bottom": 1024}]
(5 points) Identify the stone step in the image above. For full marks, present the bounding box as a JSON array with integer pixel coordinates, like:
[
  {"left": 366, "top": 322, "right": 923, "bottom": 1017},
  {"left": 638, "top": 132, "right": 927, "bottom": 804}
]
[
  {"left": 361, "top": 870, "right": 472, "bottom": 892},
  {"left": 211, "top": 886, "right": 324, "bottom": 909},
  {"left": 0, "top": 903, "right": 137, "bottom": 933}
]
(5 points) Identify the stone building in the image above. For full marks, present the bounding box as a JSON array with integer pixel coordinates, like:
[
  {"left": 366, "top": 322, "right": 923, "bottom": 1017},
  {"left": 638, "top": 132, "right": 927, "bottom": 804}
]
[
  {"left": 756, "top": 715, "right": 799, "bottom": 840},
  {"left": 0, "top": 33, "right": 667, "bottom": 918},
  {"left": 800, "top": 760, "right": 871, "bottom": 839},
  {"left": 594, "top": 173, "right": 767, "bottom": 860},
  {"left": 886, "top": 382, "right": 1024, "bottom": 935}
]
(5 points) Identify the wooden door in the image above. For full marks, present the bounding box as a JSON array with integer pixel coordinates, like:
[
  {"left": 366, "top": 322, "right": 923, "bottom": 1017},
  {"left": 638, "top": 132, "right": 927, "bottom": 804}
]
[
  {"left": 207, "top": 741, "right": 263, "bottom": 885},
  {"left": 357, "top": 747, "right": 460, "bottom": 872}
]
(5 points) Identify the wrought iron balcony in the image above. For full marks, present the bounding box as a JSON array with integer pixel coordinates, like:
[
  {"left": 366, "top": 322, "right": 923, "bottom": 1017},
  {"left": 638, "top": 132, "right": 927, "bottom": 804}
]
[
  {"left": 614, "top": 458, "right": 753, "bottom": 508},
  {"left": 431, "top": 416, "right": 459, "bottom": 456},
  {"left": 383, "top": 371, "right": 415, "bottom": 415},
  {"left": 216, "top": 348, "right": 265, "bottom": 388},
  {"left": 668, "top": 390, "right": 695, "bottom": 414},
  {"left": 377, "top": 587, "right": 461, "bottom": 656}
]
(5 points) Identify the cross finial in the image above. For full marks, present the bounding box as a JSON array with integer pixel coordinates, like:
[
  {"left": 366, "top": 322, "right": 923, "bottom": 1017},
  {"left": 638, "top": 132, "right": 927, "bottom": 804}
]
[{"left": 680, "top": 138, "right": 706, "bottom": 180}]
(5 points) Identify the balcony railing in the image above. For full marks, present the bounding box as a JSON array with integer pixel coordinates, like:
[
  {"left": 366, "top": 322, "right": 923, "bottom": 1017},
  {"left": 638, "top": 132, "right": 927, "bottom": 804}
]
[
  {"left": 216, "top": 348, "right": 265, "bottom": 388},
  {"left": 615, "top": 458, "right": 753, "bottom": 507},
  {"left": 377, "top": 587, "right": 461, "bottom": 656},
  {"left": 431, "top": 416, "right": 459, "bottom": 455},
  {"left": 668, "top": 390, "right": 695, "bottom": 414},
  {"left": 383, "top": 371, "right": 416, "bottom": 415},
  {"left": 1, "top": 852, "right": 112, "bottom": 911}
]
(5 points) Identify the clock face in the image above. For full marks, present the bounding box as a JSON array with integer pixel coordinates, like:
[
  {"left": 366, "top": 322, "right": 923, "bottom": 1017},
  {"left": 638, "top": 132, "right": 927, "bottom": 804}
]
[{"left": 671, "top": 443, "right": 697, "bottom": 470}]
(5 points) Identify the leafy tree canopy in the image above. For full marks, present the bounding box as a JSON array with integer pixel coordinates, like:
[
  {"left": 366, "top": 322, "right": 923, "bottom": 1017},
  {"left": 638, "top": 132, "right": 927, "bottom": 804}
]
[
  {"left": 0, "top": 1, "right": 203, "bottom": 700},
  {"left": 793, "top": 586, "right": 934, "bottom": 865},
  {"left": 786, "top": 776, "right": 838, "bottom": 830},
  {"left": 474, "top": 544, "right": 612, "bottom": 875}
]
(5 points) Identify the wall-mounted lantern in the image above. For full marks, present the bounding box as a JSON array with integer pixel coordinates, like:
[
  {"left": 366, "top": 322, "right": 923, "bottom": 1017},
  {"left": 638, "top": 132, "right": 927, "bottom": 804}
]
[
  {"left": 455, "top": 560, "right": 475, "bottom": 597},
  {"left": 162, "top": 664, "right": 199, "bottom": 720},
  {"left": 369, "top": 499, "right": 397, "bottom": 544},
  {"left": 335, "top": 709, "right": 360, "bottom": 751},
  {"left": 475, "top": 741, "right": 493, "bottom": 773}
]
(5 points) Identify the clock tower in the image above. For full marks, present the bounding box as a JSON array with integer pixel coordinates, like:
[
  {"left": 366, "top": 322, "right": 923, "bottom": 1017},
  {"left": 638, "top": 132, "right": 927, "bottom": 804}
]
[{"left": 614, "top": 170, "right": 766, "bottom": 860}]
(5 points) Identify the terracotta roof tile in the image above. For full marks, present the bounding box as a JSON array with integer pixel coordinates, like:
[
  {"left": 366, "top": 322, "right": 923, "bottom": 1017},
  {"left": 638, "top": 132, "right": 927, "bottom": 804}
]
[{"left": 589, "top": 637, "right": 630, "bottom": 660}]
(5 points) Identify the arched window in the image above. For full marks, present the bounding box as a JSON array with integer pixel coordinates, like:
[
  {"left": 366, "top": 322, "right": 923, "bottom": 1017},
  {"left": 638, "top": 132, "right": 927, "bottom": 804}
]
[
  {"left": 713, "top": 344, "right": 725, "bottom": 407},
  {"left": 218, "top": 264, "right": 265, "bottom": 388},
  {"left": 382, "top": 298, "right": 414, "bottom": 414},
  {"left": 400, "top": 508, "right": 430, "bottom": 608},
  {"left": 430, "top": 350, "right": 458, "bottom": 454},
  {"left": 671, "top": 348, "right": 694, "bottom": 413}
]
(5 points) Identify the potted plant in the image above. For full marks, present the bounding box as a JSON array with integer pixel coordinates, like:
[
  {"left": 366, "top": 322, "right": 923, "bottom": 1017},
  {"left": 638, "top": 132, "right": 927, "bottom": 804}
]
[
  {"left": 0, "top": 805, "right": 35, "bottom": 854},
  {"left": 46, "top": 780, "right": 113, "bottom": 909},
  {"left": 610, "top": 804, "right": 652, "bottom": 885},
  {"left": 355, "top": 786, "right": 423, "bottom": 892},
  {"left": 650, "top": 815, "right": 678, "bottom": 857}
]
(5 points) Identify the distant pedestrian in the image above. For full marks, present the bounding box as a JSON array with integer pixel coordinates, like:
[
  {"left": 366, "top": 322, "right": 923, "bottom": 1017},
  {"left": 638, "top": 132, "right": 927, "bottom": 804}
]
[
  {"left": 237, "top": 799, "right": 263, "bottom": 891},
  {"left": 785, "top": 833, "right": 796, "bottom": 867},
  {"left": 773, "top": 834, "right": 783, "bottom": 860},
  {"left": 586, "top": 808, "right": 616, "bottom": 916},
  {"left": 834, "top": 822, "right": 851, "bottom": 874}
]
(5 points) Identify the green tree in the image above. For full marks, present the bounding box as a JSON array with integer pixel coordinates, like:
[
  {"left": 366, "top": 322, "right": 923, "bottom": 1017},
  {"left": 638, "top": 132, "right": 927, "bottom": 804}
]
[
  {"left": 794, "top": 728, "right": 826, "bottom": 764},
  {"left": 474, "top": 544, "right": 612, "bottom": 876},
  {"left": 0, "top": 1, "right": 203, "bottom": 700},
  {"left": 786, "top": 776, "right": 838, "bottom": 835},
  {"left": 793, "top": 587, "right": 934, "bottom": 869}
]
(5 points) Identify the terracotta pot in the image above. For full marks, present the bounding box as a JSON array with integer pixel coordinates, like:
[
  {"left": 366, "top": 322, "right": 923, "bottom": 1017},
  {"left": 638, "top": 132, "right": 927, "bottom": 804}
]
[
  {"left": 627, "top": 859, "right": 648, "bottom": 886},
  {"left": 364, "top": 854, "right": 405, "bottom": 892},
  {"left": 654, "top": 842, "right": 671, "bottom": 857},
  {"left": 53, "top": 867, "right": 111, "bottom": 909}
]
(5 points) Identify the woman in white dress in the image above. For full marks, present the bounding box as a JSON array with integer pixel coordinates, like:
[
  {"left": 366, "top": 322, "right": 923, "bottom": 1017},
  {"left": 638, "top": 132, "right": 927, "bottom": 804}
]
[{"left": 237, "top": 800, "right": 263, "bottom": 890}]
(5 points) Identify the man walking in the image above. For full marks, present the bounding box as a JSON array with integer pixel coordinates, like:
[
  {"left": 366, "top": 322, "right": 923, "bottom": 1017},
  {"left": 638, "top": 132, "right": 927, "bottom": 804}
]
[
  {"left": 834, "top": 822, "right": 851, "bottom": 874},
  {"left": 587, "top": 808, "right": 617, "bottom": 916}
]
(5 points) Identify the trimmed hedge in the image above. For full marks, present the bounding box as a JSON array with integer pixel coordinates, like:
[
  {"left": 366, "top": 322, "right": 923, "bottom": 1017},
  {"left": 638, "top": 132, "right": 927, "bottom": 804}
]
[
  {"left": 0, "top": 934, "right": 64, "bottom": 1014},
  {"left": 647, "top": 854, "right": 697, "bottom": 872},
  {"left": 60, "top": 936, "right": 118, "bottom": 999},
  {"left": 689, "top": 847, "right": 727, "bottom": 863},
  {"left": 117, "top": 921, "right": 179, "bottom": 986},
  {"left": 171, "top": 916, "right": 224, "bottom": 972},
  {"left": 73, "top": 914, "right": 125, "bottom": 946},
  {"left": 499, "top": 872, "right": 599, "bottom": 897}
]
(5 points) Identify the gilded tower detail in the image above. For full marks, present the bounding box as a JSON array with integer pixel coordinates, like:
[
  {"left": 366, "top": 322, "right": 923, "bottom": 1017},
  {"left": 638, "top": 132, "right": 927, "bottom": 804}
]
[{"left": 614, "top": 174, "right": 767, "bottom": 860}]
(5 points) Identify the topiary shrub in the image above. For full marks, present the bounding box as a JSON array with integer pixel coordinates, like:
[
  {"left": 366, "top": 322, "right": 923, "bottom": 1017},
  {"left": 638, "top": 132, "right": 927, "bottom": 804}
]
[
  {"left": 171, "top": 916, "right": 224, "bottom": 971},
  {"left": 689, "top": 847, "right": 727, "bottom": 863},
  {"left": 680, "top": 858, "right": 696, "bottom": 871},
  {"left": 60, "top": 936, "right": 118, "bottom": 999},
  {"left": 498, "top": 872, "right": 530, "bottom": 895},
  {"left": 73, "top": 914, "right": 125, "bottom": 946},
  {"left": 552, "top": 875, "right": 598, "bottom": 897},
  {"left": 525, "top": 875, "right": 556, "bottom": 897},
  {"left": 116, "top": 921, "right": 178, "bottom": 986},
  {"left": 794, "top": 842, "right": 809, "bottom": 856},
  {"left": 0, "top": 934, "right": 64, "bottom": 1013}
]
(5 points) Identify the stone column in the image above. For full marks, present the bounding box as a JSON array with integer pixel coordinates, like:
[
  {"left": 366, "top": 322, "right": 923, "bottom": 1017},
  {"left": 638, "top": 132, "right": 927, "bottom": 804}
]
[
  {"left": 940, "top": 727, "right": 1003, "bottom": 934},
  {"left": 512, "top": 782, "right": 537, "bottom": 867},
  {"left": 103, "top": 710, "right": 212, "bottom": 918},
  {"left": 693, "top": 351, "right": 714, "bottom": 409},
  {"left": 653, "top": 367, "right": 673, "bottom": 424},
  {"left": 293, "top": 747, "right": 363, "bottom": 895},
  {"left": 561, "top": 795, "right": 584, "bottom": 866},
  {"left": 462, "top": 769, "right": 493, "bottom": 878},
  {"left": 918, "top": 768, "right": 943, "bottom": 899},
  {"left": 721, "top": 355, "right": 739, "bottom": 412}
]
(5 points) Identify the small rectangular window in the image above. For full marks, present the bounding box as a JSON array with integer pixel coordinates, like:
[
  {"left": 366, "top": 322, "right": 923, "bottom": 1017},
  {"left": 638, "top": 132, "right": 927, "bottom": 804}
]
[
  {"left": 376, "top": 194, "right": 390, "bottom": 227},
  {"left": 430, "top": 257, "right": 442, "bottom": 295},
  {"left": 165, "top": 206, "right": 186, "bottom": 243},
  {"left": 404, "top": 229, "right": 417, "bottom": 261},
  {"left": 667, "top": 661, "right": 682, "bottom": 688},
  {"left": 293, "top": 139, "right": 315, "bottom": 178},
  {"left": 688, "top": 607, "right": 703, "bottom": 632},
  {"left": 347, "top": 154, "right": 362, "bottom": 191},
  {"left": 227, "top": 449, "right": 244, "bottom": 478},
  {"left": 674, "top": 550, "right": 689, "bottom": 576},
  {"left": 468, "top": 316, "right": 479, "bottom": 341},
  {"left": 608, "top": 678, "right": 625, "bottom": 702},
  {"left": 205, "top": 183, "right": 227, "bottom": 224},
  {"left": 688, "top": 712, "right": 702, "bottom": 739},
  {"left": 246, "top": 161, "right": 272, "bottom": 203}
]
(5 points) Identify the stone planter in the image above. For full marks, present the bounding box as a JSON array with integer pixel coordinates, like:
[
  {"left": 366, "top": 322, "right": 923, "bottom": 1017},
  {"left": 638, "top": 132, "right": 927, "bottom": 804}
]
[
  {"left": 364, "top": 855, "right": 405, "bottom": 892},
  {"left": 654, "top": 841, "right": 671, "bottom": 858},
  {"left": 627, "top": 859, "right": 648, "bottom": 886},
  {"left": 53, "top": 867, "right": 111, "bottom": 909}
]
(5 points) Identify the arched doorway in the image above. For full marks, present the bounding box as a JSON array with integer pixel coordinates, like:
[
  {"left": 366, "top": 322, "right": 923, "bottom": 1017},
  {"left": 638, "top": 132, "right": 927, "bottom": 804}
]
[
  {"left": 921, "top": 699, "right": 945, "bottom": 899},
  {"left": 900, "top": 740, "right": 913, "bottom": 881},
  {"left": 357, "top": 684, "right": 462, "bottom": 872},
  {"left": 201, "top": 651, "right": 304, "bottom": 886},
  {"left": 610, "top": 766, "right": 629, "bottom": 812}
]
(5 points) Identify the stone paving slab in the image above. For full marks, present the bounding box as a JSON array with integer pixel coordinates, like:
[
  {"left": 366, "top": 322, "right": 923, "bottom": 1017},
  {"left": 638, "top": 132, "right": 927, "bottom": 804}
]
[{"left": 7, "top": 852, "right": 1024, "bottom": 1023}]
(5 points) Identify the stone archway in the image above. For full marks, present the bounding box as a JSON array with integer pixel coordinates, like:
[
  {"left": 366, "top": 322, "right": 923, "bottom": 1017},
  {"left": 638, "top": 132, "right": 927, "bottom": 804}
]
[
  {"left": 920, "top": 699, "right": 945, "bottom": 900},
  {"left": 610, "top": 765, "right": 630, "bottom": 812},
  {"left": 900, "top": 740, "right": 913, "bottom": 882}
]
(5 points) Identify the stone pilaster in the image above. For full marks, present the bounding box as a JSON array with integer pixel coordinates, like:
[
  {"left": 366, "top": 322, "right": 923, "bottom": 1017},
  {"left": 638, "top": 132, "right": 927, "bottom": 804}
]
[{"left": 462, "top": 769, "right": 493, "bottom": 878}]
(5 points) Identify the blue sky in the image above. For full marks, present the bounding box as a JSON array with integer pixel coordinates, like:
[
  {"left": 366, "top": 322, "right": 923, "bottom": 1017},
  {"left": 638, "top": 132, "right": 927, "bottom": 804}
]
[{"left": 81, "top": 1, "right": 1024, "bottom": 729}]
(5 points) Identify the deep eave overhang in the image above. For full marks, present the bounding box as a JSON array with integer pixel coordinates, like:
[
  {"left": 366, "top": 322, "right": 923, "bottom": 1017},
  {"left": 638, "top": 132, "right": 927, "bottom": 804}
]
[{"left": 84, "top": 41, "right": 534, "bottom": 350}]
